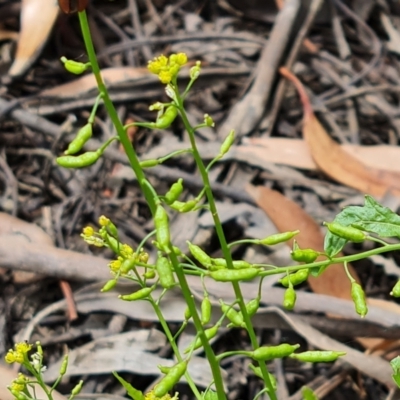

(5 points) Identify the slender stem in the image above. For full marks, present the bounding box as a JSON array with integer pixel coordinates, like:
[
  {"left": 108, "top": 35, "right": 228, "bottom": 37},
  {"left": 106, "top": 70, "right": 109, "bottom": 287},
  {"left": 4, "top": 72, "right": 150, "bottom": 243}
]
[
  {"left": 148, "top": 296, "right": 202, "bottom": 399},
  {"left": 78, "top": 11, "right": 156, "bottom": 214},
  {"left": 175, "top": 89, "right": 277, "bottom": 399}
]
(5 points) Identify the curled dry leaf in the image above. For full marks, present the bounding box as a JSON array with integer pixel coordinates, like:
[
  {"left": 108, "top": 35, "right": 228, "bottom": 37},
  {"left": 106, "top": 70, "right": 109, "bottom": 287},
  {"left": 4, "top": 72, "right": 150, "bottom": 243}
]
[
  {"left": 8, "top": 0, "right": 59, "bottom": 76},
  {"left": 279, "top": 67, "right": 400, "bottom": 198}
]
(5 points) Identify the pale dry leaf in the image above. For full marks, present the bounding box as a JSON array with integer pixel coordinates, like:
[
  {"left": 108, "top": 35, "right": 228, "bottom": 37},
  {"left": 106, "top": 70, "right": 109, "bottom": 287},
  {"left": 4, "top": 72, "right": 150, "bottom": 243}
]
[
  {"left": 245, "top": 137, "right": 400, "bottom": 173},
  {"left": 279, "top": 67, "right": 400, "bottom": 197},
  {"left": 8, "top": 0, "right": 59, "bottom": 76}
]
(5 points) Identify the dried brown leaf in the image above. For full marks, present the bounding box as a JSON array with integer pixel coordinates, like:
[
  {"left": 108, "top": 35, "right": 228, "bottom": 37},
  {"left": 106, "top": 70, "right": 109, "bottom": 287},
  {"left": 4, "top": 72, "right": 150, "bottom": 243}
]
[{"left": 279, "top": 67, "right": 400, "bottom": 197}]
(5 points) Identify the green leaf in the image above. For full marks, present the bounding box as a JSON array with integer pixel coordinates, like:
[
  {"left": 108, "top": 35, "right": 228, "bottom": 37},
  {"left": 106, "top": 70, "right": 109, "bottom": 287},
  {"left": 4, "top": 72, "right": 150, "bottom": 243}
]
[
  {"left": 112, "top": 372, "right": 145, "bottom": 400},
  {"left": 324, "top": 195, "right": 400, "bottom": 257},
  {"left": 390, "top": 356, "right": 400, "bottom": 389},
  {"left": 301, "top": 386, "right": 319, "bottom": 400}
]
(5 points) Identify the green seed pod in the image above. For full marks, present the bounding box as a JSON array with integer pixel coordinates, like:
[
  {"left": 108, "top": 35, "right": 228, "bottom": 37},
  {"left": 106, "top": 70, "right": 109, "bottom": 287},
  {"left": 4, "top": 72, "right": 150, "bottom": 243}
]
[
  {"left": 220, "top": 301, "right": 244, "bottom": 327},
  {"left": 156, "top": 255, "right": 175, "bottom": 289},
  {"left": 245, "top": 297, "right": 260, "bottom": 317},
  {"left": 164, "top": 179, "right": 184, "bottom": 205},
  {"left": 120, "top": 258, "right": 137, "bottom": 274},
  {"left": 291, "top": 249, "right": 319, "bottom": 263},
  {"left": 59, "top": 355, "right": 68, "bottom": 376},
  {"left": 71, "top": 380, "right": 84, "bottom": 396},
  {"left": 259, "top": 230, "right": 299, "bottom": 246},
  {"left": 143, "top": 269, "right": 156, "bottom": 279},
  {"left": 154, "top": 106, "right": 178, "bottom": 129},
  {"left": 219, "top": 129, "right": 235, "bottom": 156},
  {"left": 211, "top": 258, "right": 227, "bottom": 268},
  {"left": 158, "top": 365, "right": 172, "bottom": 374},
  {"left": 184, "top": 306, "right": 192, "bottom": 321},
  {"left": 61, "top": 57, "right": 89, "bottom": 74},
  {"left": 65, "top": 123, "right": 93, "bottom": 155},
  {"left": 290, "top": 350, "right": 346, "bottom": 363},
  {"left": 187, "top": 241, "right": 212, "bottom": 267},
  {"left": 154, "top": 205, "right": 171, "bottom": 252},
  {"left": 119, "top": 287, "right": 153, "bottom": 301},
  {"left": 251, "top": 343, "right": 300, "bottom": 361},
  {"left": 324, "top": 222, "right": 366, "bottom": 243},
  {"left": 179, "top": 199, "right": 197, "bottom": 212},
  {"left": 140, "top": 159, "right": 159, "bottom": 168},
  {"left": 390, "top": 280, "right": 400, "bottom": 297},
  {"left": 153, "top": 360, "right": 187, "bottom": 397},
  {"left": 184, "top": 324, "right": 219, "bottom": 353},
  {"left": 279, "top": 269, "right": 309, "bottom": 287},
  {"left": 104, "top": 235, "right": 120, "bottom": 254},
  {"left": 351, "top": 282, "right": 368, "bottom": 318},
  {"left": 10, "top": 389, "right": 26, "bottom": 400},
  {"left": 283, "top": 287, "right": 296, "bottom": 310},
  {"left": 301, "top": 386, "right": 319, "bottom": 400},
  {"left": 201, "top": 296, "right": 212, "bottom": 325},
  {"left": 56, "top": 150, "right": 101, "bottom": 168},
  {"left": 210, "top": 268, "right": 259, "bottom": 282},
  {"left": 232, "top": 260, "right": 252, "bottom": 269},
  {"left": 101, "top": 279, "right": 117, "bottom": 292}
]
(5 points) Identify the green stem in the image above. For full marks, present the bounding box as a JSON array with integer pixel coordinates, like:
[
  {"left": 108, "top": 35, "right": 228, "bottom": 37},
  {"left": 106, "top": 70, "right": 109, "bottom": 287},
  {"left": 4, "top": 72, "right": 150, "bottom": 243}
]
[
  {"left": 148, "top": 296, "right": 202, "bottom": 399},
  {"left": 174, "top": 88, "right": 278, "bottom": 400},
  {"left": 78, "top": 11, "right": 156, "bottom": 214}
]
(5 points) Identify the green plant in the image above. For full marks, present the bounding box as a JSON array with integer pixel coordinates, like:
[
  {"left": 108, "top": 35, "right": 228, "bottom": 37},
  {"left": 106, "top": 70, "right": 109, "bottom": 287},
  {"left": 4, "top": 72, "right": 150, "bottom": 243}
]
[{"left": 6, "top": 3, "right": 400, "bottom": 400}]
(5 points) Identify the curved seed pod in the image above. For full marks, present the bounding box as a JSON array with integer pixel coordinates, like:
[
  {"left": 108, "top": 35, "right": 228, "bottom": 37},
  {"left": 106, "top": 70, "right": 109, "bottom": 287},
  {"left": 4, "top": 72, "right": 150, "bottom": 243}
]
[
  {"left": 290, "top": 350, "right": 346, "bottom": 363},
  {"left": 252, "top": 343, "right": 300, "bottom": 361},
  {"left": 153, "top": 360, "right": 188, "bottom": 397},
  {"left": 210, "top": 268, "right": 259, "bottom": 282},
  {"left": 324, "top": 222, "right": 366, "bottom": 243},
  {"left": 65, "top": 123, "right": 92, "bottom": 155},
  {"left": 279, "top": 269, "right": 309, "bottom": 287},
  {"left": 351, "top": 282, "right": 368, "bottom": 318},
  {"left": 283, "top": 287, "right": 296, "bottom": 310}
]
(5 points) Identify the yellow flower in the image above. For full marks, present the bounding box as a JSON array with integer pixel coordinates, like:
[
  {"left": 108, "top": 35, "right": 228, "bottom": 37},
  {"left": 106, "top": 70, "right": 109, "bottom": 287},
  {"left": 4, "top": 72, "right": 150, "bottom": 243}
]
[
  {"left": 98, "top": 215, "right": 110, "bottom": 226},
  {"left": 109, "top": 259, "right": 122, "bottom": 273},
  {"left": 159, "top": 70, "right": 173, "bottom": 84},
  {"left": 82, "top": 226, "right": 94, "bottom": 237},
  {"left": 120, "top": 244, "right": 134, "bottom": 258},
  {"left": 175, "top": 53, "right": 187, "bottom": 66},
  {"left": 5, "top": 350, "right": 16, "bottom": 364},
  {"left": 15, "top": 342, "right": 32, "bottom": 354},
  {"left": 138, "top": 251, "right": 149, "bottom": 264}
]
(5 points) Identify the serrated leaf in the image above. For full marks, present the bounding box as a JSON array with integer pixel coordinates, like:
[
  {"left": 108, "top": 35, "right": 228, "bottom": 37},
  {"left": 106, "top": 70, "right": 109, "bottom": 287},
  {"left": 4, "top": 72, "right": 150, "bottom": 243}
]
[
  {"left": 112, "top": 371, "right": 145, "bottom": 400},
  {"left": 324, "top": 195, "right": 400, "bottom": 257}
]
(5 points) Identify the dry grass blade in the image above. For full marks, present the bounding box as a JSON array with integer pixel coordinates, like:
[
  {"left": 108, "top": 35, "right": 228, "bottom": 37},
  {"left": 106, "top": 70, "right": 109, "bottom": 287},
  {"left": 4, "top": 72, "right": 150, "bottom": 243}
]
[{"left": 279, "top": 67, "right": 400, "bottom": 197}]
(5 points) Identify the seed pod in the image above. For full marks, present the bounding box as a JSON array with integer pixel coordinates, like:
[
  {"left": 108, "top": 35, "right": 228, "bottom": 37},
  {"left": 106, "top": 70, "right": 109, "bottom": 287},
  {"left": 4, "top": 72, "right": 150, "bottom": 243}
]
[
  {"left": 187, "top": 241, "right": 212, "bottom": 267},
  {"left": 154, "top": 205, "right": 170, "bottom": 252},
  {"left": 279, "top": 269, "right": 309, "bottom": 287},
  {"left": 140, "top": 159, "right": 159, "bottom": 168},
  {"left": 390, "top": 280, "right": 400, "bottom": 297},
  {"left": 60, "top": 57, "right": 89, "bottom": 74},
  {"left": 283, "top": 287, "right": 296, "bottom": 310},
  {"left": 232, "top": 260, "right": 252, "bottom": 269},
  {"left": 351, "top": 282, "right": 368, "bottom": 318},
  {"left": 119, "top": 287, "right": 153, "bottom": 301},
  {"left": 220, "top": 301, "right": 244, "bottom": 327},
  {"left": 71, "top": 380, "right": 84, "bottom": 396},
  {"left": 184, "top": 306, "right": 192, "bottom": 321},
  {"left": 291, "top": 249, "right": 319, "bottom": 263},
  {"left": 101, "top": 279, "right": 117, "bottom": 292},
  {"left": 59, "top": 355, "right": 69, "bottom": 376},
  {"left": 153, "top": 360, "right": 188, "bottom": 397},
  {"left": 324, "top": 222, "right": 366, "bottom": 243},
  {"left": 290, "top": 350, "right": 346, "bottom": 363},
  {"left": 259, "top": 230, "right": 299, "bottom": 246},
  {"left": 178, "top": 199, "right": 197, "bottom": 212},
  {"left": 65, "top": 123, "right": 92, "bottom": 155},
  {"left": 219, "top": 129, "right": 235, "bottom": 156},
  {"left": 245, "top": 296, "right": 260, "bottom": 317},
  {"left": 210, "top": 268, "right": 259, "bottom": 282},
  {"left": 120, "top": 258, "right": 137, "bottom": 274},
  {"left": 184, "top": 324, "right": 219, "bottom": 353},
  {"left": 201, "top": 296, "right": 212, "bottom": 325},
  {"left": 153, "top": 106, "right": 178, "bottom": 129},
  {"left": 58, "top": 0, "right": 88, "bottom": 14},
  {"left": 251, "top": 343, "right": 300, "bottom": 361},
  {"left": 143, "top": 269, "right": 156, "bottom": 279},
  {"left": 158, "top": 365, "right": 171, "bottom": 374},
  {"left": 156, "top": 255, "right": 175, "bottom": 289},
  {"left": 164, "top": 179, "right": 183, "bottom": 204},
  {"left": 56, "top": 150, "right": 101, "bottom": 168}
]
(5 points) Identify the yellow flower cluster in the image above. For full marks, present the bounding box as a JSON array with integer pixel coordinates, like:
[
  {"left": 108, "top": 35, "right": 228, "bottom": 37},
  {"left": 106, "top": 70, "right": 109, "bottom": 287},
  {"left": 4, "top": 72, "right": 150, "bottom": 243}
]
[
  {"left": 5, "top": 342, "right": 32, "bottom": 364},
  {"left": 147, "top": 53, "right": 188, "bottom": 84},
  {"left": 81, "top": 226, "right": 105, "bottom": 247},
  {"left": 10, "top": 374, "right": 28, "bottom": 393},
  {"left": 144, "top": 390, "right": 179, "bottom": 400}
]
